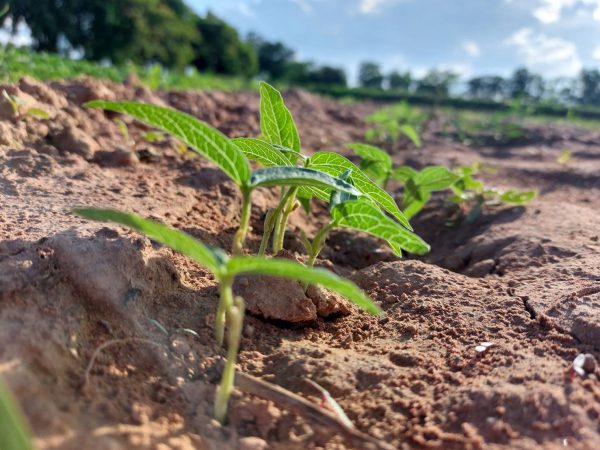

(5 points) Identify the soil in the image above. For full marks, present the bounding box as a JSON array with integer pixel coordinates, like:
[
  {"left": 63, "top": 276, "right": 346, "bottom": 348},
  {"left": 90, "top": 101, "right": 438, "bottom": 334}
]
[{"left": 1, "top": 76, "right": 599, "bottom": 450}]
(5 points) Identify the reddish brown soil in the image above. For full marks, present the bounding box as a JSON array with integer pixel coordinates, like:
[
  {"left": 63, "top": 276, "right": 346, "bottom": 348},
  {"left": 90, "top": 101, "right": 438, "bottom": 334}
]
[{"left": 1, "top": 77, "right": 599, "bottom": 450}]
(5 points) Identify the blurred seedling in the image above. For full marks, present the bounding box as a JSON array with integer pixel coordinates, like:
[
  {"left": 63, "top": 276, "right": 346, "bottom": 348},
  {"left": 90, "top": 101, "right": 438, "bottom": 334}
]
[
  {"left": 558, "top": 149, "right": 572, "bottom": 165},
  {"left": 365, "top": 101, "right": 424, "bottom": 148},
  {"left": 74, "top": 208, "right": 380, "bottom": 423},
  {"left": 2, "top": 89, "right": 49, "bottom": 120},
  {"left": 0, "top": 377, "right": 34, "bottom": 450}
]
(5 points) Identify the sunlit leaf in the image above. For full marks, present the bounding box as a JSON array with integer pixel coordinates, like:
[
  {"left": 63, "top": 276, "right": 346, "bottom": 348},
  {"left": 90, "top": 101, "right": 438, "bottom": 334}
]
[
  {"left": 250, "top": 166, "right": 361, "bottom": 196},
  {"left": 499, "top": 190, "right": 536, "bottom": 205},
  {"left": 332, "top": 200, "right": 430, "bottom": 256},
  {"left": 392, "top": 166, "right": 418, "bottom": 183},
  {"left": 346, "top": 143, "right": 392, "bottom": 170},
  {"left": 399, "top": 124, "right": 422, "bottom": 147},
  {"left": 259, "top": 82, "right": 300, "bottom": 162},
  {"left": 233, "top": 138, "right": 292, "bottom": 167},
  {"left": 307, "top": 152, "right": 412, "bottom": 230},
  {"left": 414, "top": 166, "right": 460, "bottom": 192},
  {"left": 73, "top": 208, "right": 224, "bottom": 274},
  {"left": 85, "top": 101, "right": 250, "bottom": 186}
]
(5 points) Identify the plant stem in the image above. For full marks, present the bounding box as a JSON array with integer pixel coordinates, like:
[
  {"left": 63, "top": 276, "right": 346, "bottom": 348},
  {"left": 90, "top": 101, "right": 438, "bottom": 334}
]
[
  {"left": 215, "top": 275, "right": 234, "bottom": 347},
  {"left": 272, "top": 187, "right": 298, "bottom": 254},
  {"left": 214, "top": 295, "right": 245, "bottom": 423},
  {"left": 258, "top": 209, "right": 276, "bottom": 256},
  {"left": 306, "top": 221, "right": 336, "bottom": 268},
  {"left": 232, "top": 188, "right": 252, "bottom": 255}
]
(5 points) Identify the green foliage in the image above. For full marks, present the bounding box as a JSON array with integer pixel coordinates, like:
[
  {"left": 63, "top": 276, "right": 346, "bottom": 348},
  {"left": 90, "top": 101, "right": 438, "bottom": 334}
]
[
  {"left": 2, "top": 89, "right": 49, "bottom": 119},
  {"left": 250, "top": 167, "right": 361, "bottom": 195},
  {"left": 73, "top": 207, "right": 380, "bottom": 422},
  {"left": 359, "top": 62, "right": 384, "bottom": 90},
  {"left": 331, "top": 200, "right": 430, "bottom": 257},
  {"left": 0, "top": 47, "right": 252, "bottom": 91},
  {"left": 259, "top": 82, "right": 301, "bottom": 156},
  {"left": 365, "top": 102, "right": 425, "bottom": 147},
  {"left": 85, "top": 101, "right": 251, "bottom": 187},
  {"left": 0, "top": 378, "right": 34, "bottom": 450}
]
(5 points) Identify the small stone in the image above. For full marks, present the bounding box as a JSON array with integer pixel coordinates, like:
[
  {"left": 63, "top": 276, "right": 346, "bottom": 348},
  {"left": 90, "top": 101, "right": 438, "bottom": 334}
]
[
  {"left": 94, "top": 148, "right": 139, "bottom": 167},
  {"left": 51, "top": 124, "right": 99, "bottom": 159}
]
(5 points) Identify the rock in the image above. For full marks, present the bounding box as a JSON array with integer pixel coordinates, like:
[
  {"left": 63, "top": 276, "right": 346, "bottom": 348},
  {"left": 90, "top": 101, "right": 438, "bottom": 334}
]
[
  {"left": 94, "top": 148, "right": 139, "bottom": 167},
  {"left": 19, "top": 76, "right": 68, "bottom": 108},
  {"left": 306, "top": 284, "right": 352, "bottom": 316},
  {"left": 464, "top": 258, "right": 496, "bottom": 277},
  {"left": 234, "top": 274, "right": 317, "bottom": 322},
  {"left": 51, "top": 124, "right": 100, "bottom": 159}
]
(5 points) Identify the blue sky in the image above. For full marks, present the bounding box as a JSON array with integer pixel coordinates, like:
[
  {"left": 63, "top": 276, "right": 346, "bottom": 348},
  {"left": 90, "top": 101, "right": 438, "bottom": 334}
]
[{"left": 189, "top": 0, "right": 600, "bottom": 82}]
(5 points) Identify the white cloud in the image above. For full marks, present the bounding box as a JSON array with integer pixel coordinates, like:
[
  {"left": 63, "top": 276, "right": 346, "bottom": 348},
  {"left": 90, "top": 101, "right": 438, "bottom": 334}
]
[
  {"left": 593, "top": 46, "right": 600, "bottom": 60},
  {"left": 462, "top": 41, "right": 481, "bottom": 57},
  {"left": 292, "top": 0, "right": 314, "bottom": 13},
  {"left": 359, "top": 0, "right": 403, "bottom": 14},
  {"left": 506, "top": 28, "right": 582, "bottom": 76},
  {"left": 532, "top": 0, "right": 600, "bottom": 24}
]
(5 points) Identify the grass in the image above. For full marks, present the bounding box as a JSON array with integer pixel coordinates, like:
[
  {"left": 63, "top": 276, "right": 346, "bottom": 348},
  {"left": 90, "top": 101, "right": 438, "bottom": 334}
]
[{"left": 0, "top": 46, "right": 253, "bottom": 92}]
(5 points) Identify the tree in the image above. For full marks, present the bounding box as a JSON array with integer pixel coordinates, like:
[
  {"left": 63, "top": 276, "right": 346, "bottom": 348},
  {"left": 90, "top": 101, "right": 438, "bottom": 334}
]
[
  {"left": 306, "top": 66, "right": 347, "bottom": 87},
  {"left": 249, "top": 35, "right": 296, "bottom": 80},
  {"left": 415, "top": 70, "right": 458, "bottom": 98},
  {"left": 4, "top": 0, "right": 200, "bottom": 68},
  {"left": 388, "top": 71, "right": 412, "bottom": 91},
  {"left": 359, "top": 62, "right": 384, "bottom": 89},
  {"left": 467, "top": 76, "right": 506, "bottom": 100},
  {"left": 193, "top": 12, "right": 258, "bottom": 77},
  {"left": 579, "top": 69, "right": 600, "bottom": 106}
]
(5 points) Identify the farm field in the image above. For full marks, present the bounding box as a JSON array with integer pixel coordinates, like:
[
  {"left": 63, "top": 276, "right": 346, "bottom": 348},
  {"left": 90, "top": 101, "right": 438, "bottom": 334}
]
[{"left": 1, "top": 76, "right": 599, "bottom": 450}]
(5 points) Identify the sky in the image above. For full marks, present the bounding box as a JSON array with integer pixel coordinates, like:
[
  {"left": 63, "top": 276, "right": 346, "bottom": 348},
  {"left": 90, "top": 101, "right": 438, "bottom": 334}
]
[{"left": 188, "top": 0, "right": 600, "bottom": 82}]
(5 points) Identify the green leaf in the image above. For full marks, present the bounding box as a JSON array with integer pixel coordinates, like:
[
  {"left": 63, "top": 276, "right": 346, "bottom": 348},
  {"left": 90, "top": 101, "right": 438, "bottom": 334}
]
[
  {"left": 329, "top": 170, "right": 358, "bottom": 209},
  {"left": 233, "top": 138, "right": 292, "bottom": 167},
  {"left": 307, "top": 152, "right": 412, "bottom": 230},
  {"left": 402, "top": 178, "right": 429, "bottom": 220},
  {"left": 73, "top": 208, "right": 224, "bottom": 275},
  {"left": 392, "top": 166, "right": 418, "bottom": 183},
  {"left": 499, "top": 190, "right": 536, "bottom": 205},
  {"left": 0, "top": 378, "right": 34, "bottom": 450},
  {"left": 332, "top": 200, "right": 430, "bottom": 256},
  {"left": 399, "top": 124, "right": 422, "bottom": 147},
  {"left": 250, "top": 166, "right": 361, "bottom": 196},
  {"left": 259, "top": 82, "right": 301, "bottom": 161},
  {"left": 85, "top": 101, "right": 250, "bottom": 186},
  {"left": 26, "top": 107, "right": 50, "bottom": 119},
  {"left": 226, "top": 256, "right": 381, "bottom": 315},
  {"left": 359, "top": 160, "right": 389, "bottom": 186},
  {"left": 346, "top": 143, "right": 392, "bottom": 170},
  {"left": 414, "top": 166, "right": 460, "bottom": 192}
]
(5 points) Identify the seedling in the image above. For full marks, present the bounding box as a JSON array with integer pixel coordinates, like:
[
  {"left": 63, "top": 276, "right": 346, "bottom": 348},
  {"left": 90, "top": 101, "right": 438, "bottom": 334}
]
[
  {"left": 365, "top": 101, "right": 424, "bottom": 148},
  {"left": 2, "top": 89, "right": 50, "bottom": 120},
  {"left": 558, "top": 149, "right": 572, "bottom": 165},
  {"left": 0, "top": 378, "right": 34, "bottom": 450},
  {"left": 233, "top": 83, "right": 428, "bottom": 261},
  {"left": 85, "top": 98, "right": 359, "bottom": 255},
  {"left": 74, "top": 208, "right": 380, "bottom": 423}
]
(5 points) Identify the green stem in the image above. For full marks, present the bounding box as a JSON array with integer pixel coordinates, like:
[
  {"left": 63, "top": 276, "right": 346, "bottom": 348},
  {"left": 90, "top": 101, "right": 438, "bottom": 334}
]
[
  {"left": 232, "top": 188, "right": 252, "bottom": 255},
  {"left": 272, "top": 187, "right": 298, "bottom": 254},
  {"left": 258, "top": 209, "right": 276, "bottom": 256},
  {"left": 306, "top": 221, "right": 336, "bottom": 268},
  {"left": 214, "top": 295, "right": 244, "bottom": 423},
  {"left": 215, "top": 276, "right": 234, "bottom": 347}
]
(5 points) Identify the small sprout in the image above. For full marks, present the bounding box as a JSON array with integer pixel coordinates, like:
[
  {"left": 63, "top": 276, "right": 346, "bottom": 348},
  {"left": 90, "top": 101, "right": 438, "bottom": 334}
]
[
  {"left": 143, "top": 131, "right": 165, "bottom": 143},
  {"left": 149, "top": 318, "right": 169, "bottom": 336},
  {"left": 558, "top": 149, "right": 572, "bottom": 165},
  {"left": 2, "top": 89, "right": 50, "bottom": 119}
]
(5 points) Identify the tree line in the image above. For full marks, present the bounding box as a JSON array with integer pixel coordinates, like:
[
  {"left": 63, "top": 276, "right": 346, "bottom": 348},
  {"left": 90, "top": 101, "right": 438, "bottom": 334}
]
[{"left": 4, "top": 0, "right": 600, "bottom": 107}]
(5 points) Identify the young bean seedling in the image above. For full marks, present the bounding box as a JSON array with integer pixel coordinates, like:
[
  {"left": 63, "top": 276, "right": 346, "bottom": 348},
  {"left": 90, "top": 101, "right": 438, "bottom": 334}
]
[
  {"left": 74, "top": 208, "right": 380, "bottom": 423},
  {"left": 365, "top": 101, "right": 425, "bottom": 148},
  {"left": 2, "top": 89, "right": 50, "bottom": 120},
  {"left": 234, "top": 83, "right": 429, "bottom": 262},
  {"left": 0, "top": 377, "right": 33, "bottom": 450}
]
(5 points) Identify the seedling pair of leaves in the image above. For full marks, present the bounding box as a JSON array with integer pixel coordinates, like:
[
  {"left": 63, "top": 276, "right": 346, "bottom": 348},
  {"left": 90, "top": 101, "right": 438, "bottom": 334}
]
[
  {"left": 234, "top": 82, "right": 430, "bottom": 263},
  {"left": 79, "top": 82, "right": 387, "bottom": 422},
  {"left": 447, "top": 165, "right": 536, "bottom": 224},
  {"left": 365, "top": 101, "right": 424, "bottom": 148},
  {"left": 347, "top": 142, "right": 460, "bottom": 220}
]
